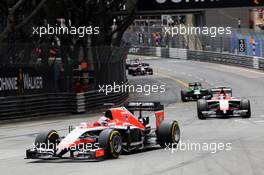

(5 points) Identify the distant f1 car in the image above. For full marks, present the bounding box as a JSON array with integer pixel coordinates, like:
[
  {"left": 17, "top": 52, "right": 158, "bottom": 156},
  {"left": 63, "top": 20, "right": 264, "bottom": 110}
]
[
  {"left": 181, "top": 82, "right": 211, "bottom": 102},
  {"left": 197, "top": 87, "right": 251, "bottom": 119},
  {"left": 127, "top": 60, "right": 153, "bottom": 76},
  {"left": 26, "top": 102, "right": 180, "bottom": 161},
  {"left": 126, "top": 59, "right": 140, "bottom": 70}
]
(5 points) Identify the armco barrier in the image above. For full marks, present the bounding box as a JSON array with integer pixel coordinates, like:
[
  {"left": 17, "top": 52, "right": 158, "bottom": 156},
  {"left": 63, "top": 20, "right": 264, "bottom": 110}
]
[
  {"left": 259, "top": 58, "right": 264, "bottom": 71},
  {"left": 169, "top": 48, "right": 187, "bottom": 60},
  {"left": 0, "top": 87, "right": 129, "bottom": 120},
  {"left": 187, "top": 50, "right": 255, "bottom": 69},
  {"left": 128, "top": 46, "right": 157, "bottom": 56},
  {"left": 76, "top": 91, "right": 129, "bottom": 113},
  {"left": 0, "top": 93, "right": 76, "bottom": 120},
  {"left": 128, "top": 46, "right": 264, "bottom": 71}
]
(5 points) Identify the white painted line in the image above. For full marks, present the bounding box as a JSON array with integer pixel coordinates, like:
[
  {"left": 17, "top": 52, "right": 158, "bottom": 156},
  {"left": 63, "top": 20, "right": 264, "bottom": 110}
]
[
  {"left": 220, "top": 65, "right": 264, "bottom": 76},
  {"left": 234, "top": 119, "right": 249, "bottom": 124},
  {"left": 0, "top": 150, "right": 24, "bottom": 160}
]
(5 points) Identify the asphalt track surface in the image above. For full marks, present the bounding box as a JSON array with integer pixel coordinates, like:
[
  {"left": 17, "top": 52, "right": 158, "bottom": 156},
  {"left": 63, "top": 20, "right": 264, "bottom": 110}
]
[{"left": 1, "top": 58, "right": 264, "bottom": 175}]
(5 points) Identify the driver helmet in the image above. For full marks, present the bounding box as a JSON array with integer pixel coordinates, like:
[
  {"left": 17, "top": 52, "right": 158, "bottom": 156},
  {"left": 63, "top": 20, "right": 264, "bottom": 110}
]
[{"left": 98, "top": 116, "right": 110, "bottom": 125}]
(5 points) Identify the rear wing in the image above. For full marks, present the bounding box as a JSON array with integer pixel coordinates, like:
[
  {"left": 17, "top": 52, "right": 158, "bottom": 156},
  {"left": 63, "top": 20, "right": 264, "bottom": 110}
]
[
  {"left": 211, "top": 87, "right": 232, "bottom": 95},
  {"left": 189, "top": 82, "right": 202, "bottom": 87},
  {"left": 124, "top": 101, "right": 164, "bottom": 112}
]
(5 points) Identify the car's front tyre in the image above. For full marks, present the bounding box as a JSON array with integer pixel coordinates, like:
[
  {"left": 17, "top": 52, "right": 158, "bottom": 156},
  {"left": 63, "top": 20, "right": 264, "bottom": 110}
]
[
  {"left": 241, "top": 99, "right": 251, "bottom": 118},
  {"left": 197, "top": 100, "right": 207, "bottom": 120},
  {"left": 99, "top": 129, "right": 122, "bottom": 159},
  {"left": 181, "top": 90, "right": 187, "bottom": 102},
  {"left": 34, "top": 130, "right": 60, "bottom": 151}
]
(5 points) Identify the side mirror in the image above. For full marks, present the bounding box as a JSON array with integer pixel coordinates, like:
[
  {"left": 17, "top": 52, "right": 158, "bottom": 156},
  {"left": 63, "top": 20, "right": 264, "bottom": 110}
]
[
  {"left": 203, "top": 95, "right": 210, "bottom": 100},
  {"left": 145, "top": 117, "right": 149, "bottom": 126}
]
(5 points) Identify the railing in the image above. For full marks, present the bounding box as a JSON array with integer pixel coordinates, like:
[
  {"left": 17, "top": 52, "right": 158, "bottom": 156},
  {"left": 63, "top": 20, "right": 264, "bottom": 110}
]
[
  {"left": 76, "top": 90, "right": 129, "bottom": 113},
  {"left": 0, "top": 84, "right": 129, "bottom": 121},
  {"left": 187, "top": 50, "right": 255, "bottom": 69},
  {"left": 259, "top": 59, "right": 264, "bottom": 71},
  {"left": 0, "top": 93, "right": 76, "bottom": 120}
]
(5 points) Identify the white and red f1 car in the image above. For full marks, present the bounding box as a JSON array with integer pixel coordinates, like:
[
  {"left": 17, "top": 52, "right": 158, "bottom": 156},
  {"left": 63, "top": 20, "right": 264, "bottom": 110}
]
[
  {"left": 26, "top": 102, "right": 180, "bottom": 161},
  {"left": 197, "top": 87, "right": 251, "bottom": 119}
]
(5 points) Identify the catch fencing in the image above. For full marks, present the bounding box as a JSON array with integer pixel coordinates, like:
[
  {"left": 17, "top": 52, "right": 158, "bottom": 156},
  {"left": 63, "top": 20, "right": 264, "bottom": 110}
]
[{"left": 124, "top": 26, "right": 264, "bottom": 58}]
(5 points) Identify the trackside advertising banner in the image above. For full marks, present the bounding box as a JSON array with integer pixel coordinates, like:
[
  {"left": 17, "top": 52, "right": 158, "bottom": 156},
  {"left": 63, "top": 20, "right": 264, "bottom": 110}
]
[
  {"left": 0, "top": 66, "right": 55, "bottom": 96},
  {"left": 138, "top": 0, "right": 264, "bottom": 11}
]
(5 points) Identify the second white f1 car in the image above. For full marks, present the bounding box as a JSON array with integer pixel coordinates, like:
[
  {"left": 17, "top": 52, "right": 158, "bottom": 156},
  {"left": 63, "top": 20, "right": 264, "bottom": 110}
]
[{"left": 197, "top": 87, "right": 251, "bottom": 119}]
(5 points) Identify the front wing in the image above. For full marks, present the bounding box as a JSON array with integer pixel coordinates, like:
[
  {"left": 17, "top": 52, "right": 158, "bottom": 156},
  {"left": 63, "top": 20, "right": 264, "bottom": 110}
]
[{"left": 25, "top": 147, "right": 106, "bottom": 161}]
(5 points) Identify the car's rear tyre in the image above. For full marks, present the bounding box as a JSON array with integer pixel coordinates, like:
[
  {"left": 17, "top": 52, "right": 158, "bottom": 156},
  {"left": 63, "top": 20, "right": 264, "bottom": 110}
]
[
  {"left": 241, "top": 99, "right": 251, "bottom": 118},
  {"left": 34, "top": 130, "right": 60, "bottom": 150},
  {"left": 157, "top": 121, "right": 180, "bottom": 148},
  {"left": 181, "top": 90, "right": 187, "bottom": 102},
  {"left": 197, "top": 100, "right": 207, "bottom": 120},
  {"left": 99, "top": 129, "right": 122, "bottom": 159}
]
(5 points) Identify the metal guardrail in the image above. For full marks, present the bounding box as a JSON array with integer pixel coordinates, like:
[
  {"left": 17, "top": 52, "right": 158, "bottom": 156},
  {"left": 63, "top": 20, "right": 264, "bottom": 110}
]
[
  {"left": 128, "top": 46, "right": 264, "bottom": 71},
  {"left": 129, "top": 46, "right": 157, "bottom": 57},
  {"left": 0, "top": 93, "right": 76, "bottom": 120},
  {"left": 0, "top": 85, "right": 129, "bottom": 120},
  {"left": 259, "top": 59, "right": 264, "bottom": 71},
  {"left": 76, "top": 91, "right": 129, "bottom": 113},
  {"left": 187, "top": 50, "right": 255, "bottom": 69}
]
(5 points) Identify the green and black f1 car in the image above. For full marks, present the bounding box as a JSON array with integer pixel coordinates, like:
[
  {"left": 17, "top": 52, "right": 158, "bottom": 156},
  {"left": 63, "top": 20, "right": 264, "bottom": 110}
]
[{"left": 181, "top": 82, "right": 211, "bottom": 102}]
